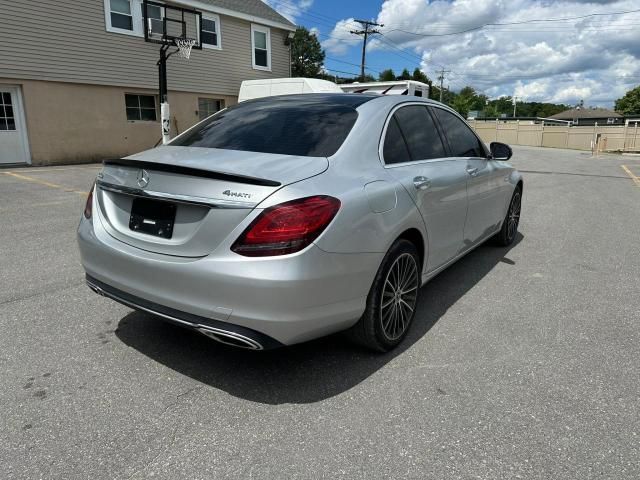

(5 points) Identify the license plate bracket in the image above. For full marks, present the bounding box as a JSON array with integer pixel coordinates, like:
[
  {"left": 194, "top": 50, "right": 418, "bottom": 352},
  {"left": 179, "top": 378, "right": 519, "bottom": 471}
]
[{"left": 129, "top": 197, "right": 176, "bottom": 239}]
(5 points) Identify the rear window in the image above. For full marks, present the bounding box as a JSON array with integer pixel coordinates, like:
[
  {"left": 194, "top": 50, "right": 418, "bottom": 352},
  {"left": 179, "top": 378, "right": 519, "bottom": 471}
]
[{"left": 171, "top": 95, "right": 365, "bottom": 157}]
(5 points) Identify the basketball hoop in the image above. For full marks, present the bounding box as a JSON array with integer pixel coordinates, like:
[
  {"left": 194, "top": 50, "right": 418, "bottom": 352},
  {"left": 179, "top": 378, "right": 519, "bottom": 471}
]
[
  {"left": 175, "top": 38, "right": 197, "bottom": 59},
  {"left": 143, "top": 0, "right": 202, "bottom": 143}
]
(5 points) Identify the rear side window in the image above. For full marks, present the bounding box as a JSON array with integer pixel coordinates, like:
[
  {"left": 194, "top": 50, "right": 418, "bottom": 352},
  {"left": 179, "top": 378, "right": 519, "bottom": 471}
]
[
  {"left": 394, "top": 105, "right": 447, "bottom": 161},
  {"left": 431, "top": 107, "right": 486, "bottom": 157},
  {"left": 172, "top": 98, "right": 360, "bottom": 157},
  {"left": 383, "top": 117, "right": 411, "bottom": 164}
]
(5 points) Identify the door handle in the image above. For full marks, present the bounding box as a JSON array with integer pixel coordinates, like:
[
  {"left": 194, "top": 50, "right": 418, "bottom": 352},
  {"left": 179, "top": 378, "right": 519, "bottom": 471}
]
[
  {"left": 413, "top": 176, "right": 431, "bottom": 190},
  {"left": 466, "top": 167, "right": 479, "bottom": 177}
]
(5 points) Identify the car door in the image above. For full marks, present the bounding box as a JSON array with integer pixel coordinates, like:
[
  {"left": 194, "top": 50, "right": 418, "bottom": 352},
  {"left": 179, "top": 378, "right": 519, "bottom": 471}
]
[
  {"left": 381, "top": 104, "right": 468, "bottom": 272},
  {"left": 431, "top": 106, "right": 505, "bottom": 246}
]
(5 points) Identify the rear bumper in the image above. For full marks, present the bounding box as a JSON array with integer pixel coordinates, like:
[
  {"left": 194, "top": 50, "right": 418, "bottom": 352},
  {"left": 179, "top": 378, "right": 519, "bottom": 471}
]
[
  {"left": 86, "top": 275, "right": 282, "bottom": 349},
  {"left": 78, "top": 216, "right": 382, "bottom": 346}
]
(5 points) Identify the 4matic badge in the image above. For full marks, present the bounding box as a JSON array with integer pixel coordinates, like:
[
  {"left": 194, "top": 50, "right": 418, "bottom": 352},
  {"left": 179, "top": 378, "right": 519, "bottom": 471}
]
[{"left": 222, "top": 189, "right": 252, "bottom": 199}]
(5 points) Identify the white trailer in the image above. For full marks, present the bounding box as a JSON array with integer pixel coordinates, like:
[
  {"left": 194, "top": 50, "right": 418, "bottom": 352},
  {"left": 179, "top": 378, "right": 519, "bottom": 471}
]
[
  {"left": 340, "top": 80, "right": 430, "bottom": 98},
  {"left": 238, "top": 78, "right": 342, "bottom": 102}
]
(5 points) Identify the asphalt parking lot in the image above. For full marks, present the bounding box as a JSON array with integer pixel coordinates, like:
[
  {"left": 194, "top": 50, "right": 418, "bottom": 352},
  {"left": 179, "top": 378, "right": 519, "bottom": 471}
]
[{"left": 1, "top": 146, "right": 639, "bottom": 479}]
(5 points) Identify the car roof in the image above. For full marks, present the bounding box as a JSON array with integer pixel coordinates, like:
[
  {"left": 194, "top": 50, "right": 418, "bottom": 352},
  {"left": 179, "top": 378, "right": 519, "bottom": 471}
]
[{"left": 240, "top": 92, "right": 449, "bottom": 108}]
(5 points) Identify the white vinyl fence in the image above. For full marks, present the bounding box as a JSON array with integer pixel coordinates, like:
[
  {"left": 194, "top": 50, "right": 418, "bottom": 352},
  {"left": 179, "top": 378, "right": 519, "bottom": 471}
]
[{"left": 470, "top": 119, "right": 640, "bottom": 152}]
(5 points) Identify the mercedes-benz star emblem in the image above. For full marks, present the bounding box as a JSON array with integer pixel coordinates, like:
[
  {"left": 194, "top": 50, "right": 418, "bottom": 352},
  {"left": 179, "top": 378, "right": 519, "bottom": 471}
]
[{"left": 137, "top": 169, "right": 149, "bottom": 188}]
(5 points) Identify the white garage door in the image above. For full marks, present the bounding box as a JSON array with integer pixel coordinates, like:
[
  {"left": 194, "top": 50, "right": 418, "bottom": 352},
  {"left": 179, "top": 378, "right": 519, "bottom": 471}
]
[{"left": 0, "top": 86, "right": 30, "bottom": 165}]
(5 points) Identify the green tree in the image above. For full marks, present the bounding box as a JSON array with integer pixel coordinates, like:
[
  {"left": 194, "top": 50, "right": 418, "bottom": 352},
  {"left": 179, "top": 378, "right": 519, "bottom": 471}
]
[
  {"left": 411, "top": 68, "right": 431, "bottom": 84},
  {"left": 459, "top": 86, "right": 476, "bottom": 98},
  {"left": 453, "top": 86, "right": 486, "bottom": 116},
  {"left": 615, "top": 85, "right": 640, "bottom": 115},
  {"left": 397, "top": 68, "right": 412, "bottom": 80},
  {"left": 291, "top": 27, "right": 325, "bottom": 78},
  {"left": 452, "top": 95, "right": 473, "bottom": 118},
  {"left": 379, "top": 69, "right": 396, "bottom": 81},
  {"left": 340, "top": 74, "right": 375, "bottom": 84}
]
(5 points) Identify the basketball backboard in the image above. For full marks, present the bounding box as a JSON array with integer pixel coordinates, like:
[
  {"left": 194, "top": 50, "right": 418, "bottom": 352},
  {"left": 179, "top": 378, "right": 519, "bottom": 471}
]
[{"left": 143, "top": 0, "right": 202, "bottom": 49}]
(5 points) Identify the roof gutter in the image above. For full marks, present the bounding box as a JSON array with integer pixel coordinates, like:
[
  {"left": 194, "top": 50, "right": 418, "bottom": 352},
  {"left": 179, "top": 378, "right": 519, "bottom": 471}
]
[{"left": 175, "top": 0, "right": 296, "bottom": 31}]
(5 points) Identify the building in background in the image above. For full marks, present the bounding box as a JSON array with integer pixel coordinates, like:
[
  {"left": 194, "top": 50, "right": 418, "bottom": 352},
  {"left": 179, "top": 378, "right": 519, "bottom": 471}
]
[
  {"left": 0, "top": 0, "right": 294, "bottom": 165},
  {"left": 549, "top": 107, "right": 624, "bottom": 126}
]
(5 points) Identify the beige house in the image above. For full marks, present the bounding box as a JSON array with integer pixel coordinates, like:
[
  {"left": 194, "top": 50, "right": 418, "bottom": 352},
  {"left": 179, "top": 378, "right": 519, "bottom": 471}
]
[{"left": 0, "top": 0, "right": 295, "bottom": 165}]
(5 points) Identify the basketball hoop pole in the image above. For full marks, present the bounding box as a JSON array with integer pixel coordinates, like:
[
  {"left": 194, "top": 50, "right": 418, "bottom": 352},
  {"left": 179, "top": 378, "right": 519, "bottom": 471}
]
[
  {"left": 144, "top": 0, "right": 201, "bottom": 145},
  {"left": 158, "top": 45, "right": 171, "bottom": 145}
]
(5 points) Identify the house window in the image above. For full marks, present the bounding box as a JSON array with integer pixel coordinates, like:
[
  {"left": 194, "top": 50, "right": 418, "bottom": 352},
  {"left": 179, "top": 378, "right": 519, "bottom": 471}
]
[
  {"left": 202, "top": 14, "right": 221, "bottom": 49},
  {"left": 607, "top": 118, "right": 615, "bottom": 124},
  {"left": 110, "top": 0, "right": 133, "bottom": 30},
  {"left": 145, "top": 3, "right": 164, "bottom": 37},
  {"left": 251, "top": 24, "right": 271, "bottom": 71},
  {"left": 0, "top": 92, "right": 16, "bottom": 131},
  {"left": 105, "top": 0, "right": 143, "bottom": 36},
  {"left": 125, "top": 94, "right": 157, "bottom": 121},
  {"left": 198, "top": 98, "right": 223, "bottom": 120}
]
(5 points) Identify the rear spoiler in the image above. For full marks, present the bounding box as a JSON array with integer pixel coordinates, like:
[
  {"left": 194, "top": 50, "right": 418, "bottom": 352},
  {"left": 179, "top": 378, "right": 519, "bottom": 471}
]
[{"left": 103, "top": 158, "right": 281, "bottom": 187}]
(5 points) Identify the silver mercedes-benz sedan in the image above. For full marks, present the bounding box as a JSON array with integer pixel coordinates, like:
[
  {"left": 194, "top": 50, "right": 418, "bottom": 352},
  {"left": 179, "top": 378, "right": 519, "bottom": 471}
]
[{"left": 78, "top": 94, "right": 522, "bottom": 352}]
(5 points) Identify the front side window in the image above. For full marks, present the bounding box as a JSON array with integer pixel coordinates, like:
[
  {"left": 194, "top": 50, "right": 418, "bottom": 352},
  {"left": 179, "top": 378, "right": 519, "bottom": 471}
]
[
  {"left": 172, "top": 96, "right": 367, "bottom": 157},
  {"left": 202, "top": 15, "right": 220, "bottom": 48},
  {"left": 251, "top": 25, "right": 271, "bottom": 70},
  {"left": 198, "top": 98, "right": 223, "bottom": 121},
  {"left": 432, "top": 107, "right": 485, "bottom": 157},
  {"left": 125, "top": 94, "right": 157, "bottom": 121},
  {"left": 110, "top": 0, "right": 134, "bottom": 30},
  {"left": 393, "top": 105, "right": 447, "bottom": 161}
]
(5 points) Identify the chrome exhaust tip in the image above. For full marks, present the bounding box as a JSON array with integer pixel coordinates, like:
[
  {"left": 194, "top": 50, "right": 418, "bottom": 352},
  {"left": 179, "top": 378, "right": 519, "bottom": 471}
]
[
  {"left": 87, "top": 281, "right": 105, "bottom": 296},
  {"left": 196, "top": 326, "right": 263, "bottom": 350}
]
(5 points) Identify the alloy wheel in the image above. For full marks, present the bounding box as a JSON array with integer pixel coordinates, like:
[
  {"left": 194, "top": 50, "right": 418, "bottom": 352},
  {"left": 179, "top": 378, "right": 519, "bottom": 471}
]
[
  {"left": 507, "top": 192, "right": 521, "bottom": 241},
  {"left": 380, "top": 253, "right": 419, "bottom": 341}
]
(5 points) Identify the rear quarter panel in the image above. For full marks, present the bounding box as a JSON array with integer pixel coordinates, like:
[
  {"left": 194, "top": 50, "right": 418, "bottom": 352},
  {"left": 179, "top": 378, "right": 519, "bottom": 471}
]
[{"left": 259, "top": 97, "right": 428, "bottom": 260}]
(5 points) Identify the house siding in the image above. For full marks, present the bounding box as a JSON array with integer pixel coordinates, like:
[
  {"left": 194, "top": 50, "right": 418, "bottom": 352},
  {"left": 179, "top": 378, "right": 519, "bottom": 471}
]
[
  {"left": 0, "top": 78, "right": 238, "bottom": 165},
  {"left": 0, "top": 0, "right": 291, "bottom": 96}
]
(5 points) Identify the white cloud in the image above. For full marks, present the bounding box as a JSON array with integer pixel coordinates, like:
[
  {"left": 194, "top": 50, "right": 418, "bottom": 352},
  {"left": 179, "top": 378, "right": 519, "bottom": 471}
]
[
  {"left": 321, "top": 18, "right": 362, "bottom": 55},
  {"left": 324, "top": 0, "right": 640, "bottom": 106},
  {"left": 263, "top": 0, "right": 313, "bottom": 24}
]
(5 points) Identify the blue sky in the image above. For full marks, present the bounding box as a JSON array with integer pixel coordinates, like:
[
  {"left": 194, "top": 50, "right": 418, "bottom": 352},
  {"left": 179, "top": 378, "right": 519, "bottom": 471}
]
[
  {"left": 269, "top": 0, "right": 431, "bottom": 80},
  {"left": 265, "top": 0, "right": 640, "bottom": 107}
]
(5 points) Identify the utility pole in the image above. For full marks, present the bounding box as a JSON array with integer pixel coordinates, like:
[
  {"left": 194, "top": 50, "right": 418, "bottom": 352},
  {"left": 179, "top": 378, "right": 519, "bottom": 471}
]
[
  {"left": 350, "top": 19, "right": 383, "bottom": 82},
  {"left": 437, "top": 68, "right": 450, "bottom": 103},
  {"left": 512, "top": 96, "right": 519, "bottom": 117}
]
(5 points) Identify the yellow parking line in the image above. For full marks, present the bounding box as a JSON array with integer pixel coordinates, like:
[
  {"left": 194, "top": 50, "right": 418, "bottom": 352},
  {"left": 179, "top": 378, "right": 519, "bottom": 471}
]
[
  {"left": 621, "top": 165, "right": 640, "bottom": 187},
  {"left": 0, "top": 200, "right": 73, "bottom": 213},
  {"left": 2, "top": 171, "right": 89, "bottom": 195},
  {"left": 16, "top": 165, "right": 102, "bottom": 173}
]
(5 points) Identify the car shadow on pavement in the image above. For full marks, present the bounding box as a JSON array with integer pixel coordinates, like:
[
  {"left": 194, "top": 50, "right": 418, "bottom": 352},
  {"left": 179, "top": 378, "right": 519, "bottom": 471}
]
[{"left": 116, "top": 233, "right": 523, "bottom": 405}]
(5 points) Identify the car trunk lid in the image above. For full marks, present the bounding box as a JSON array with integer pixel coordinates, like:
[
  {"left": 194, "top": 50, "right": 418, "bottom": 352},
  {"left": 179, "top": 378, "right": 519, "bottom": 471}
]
[{"left": 94, "top": 146, "right": 328, "bottom": 257}]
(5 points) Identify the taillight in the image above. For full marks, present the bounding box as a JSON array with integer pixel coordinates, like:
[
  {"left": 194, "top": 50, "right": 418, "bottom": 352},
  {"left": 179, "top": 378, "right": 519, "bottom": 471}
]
[
  {"left": 84, "top": 184, "right": 95, "bottom": 219},
  {"left": 231, "top": 196, "right": 341, "bottom": 257}
]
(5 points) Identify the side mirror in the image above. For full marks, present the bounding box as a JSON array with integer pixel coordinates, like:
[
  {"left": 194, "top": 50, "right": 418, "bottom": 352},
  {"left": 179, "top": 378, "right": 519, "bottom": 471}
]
[{"left": 490, "top": 142, "right": 512, "bottom": 161}]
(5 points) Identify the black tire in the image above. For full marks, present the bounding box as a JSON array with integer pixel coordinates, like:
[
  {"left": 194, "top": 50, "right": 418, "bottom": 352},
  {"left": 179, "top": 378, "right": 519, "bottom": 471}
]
[
  {"left": 349, "top": 239, "right": 421, "bottom": 352},
  {"left": 494, "top": 186, "right": 522, "bottom": 246}
]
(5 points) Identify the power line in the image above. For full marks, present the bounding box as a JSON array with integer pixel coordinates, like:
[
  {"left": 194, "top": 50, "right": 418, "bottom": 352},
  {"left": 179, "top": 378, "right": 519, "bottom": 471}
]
[
  {"left": 350, "top": 19, "right": 384, "bottom": 81},
  {"left": 323, "top": 67, "right": 361, "bottom": 77},
  {"left": 324, "top": 55, "right": 381, "bottom": 75}
]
